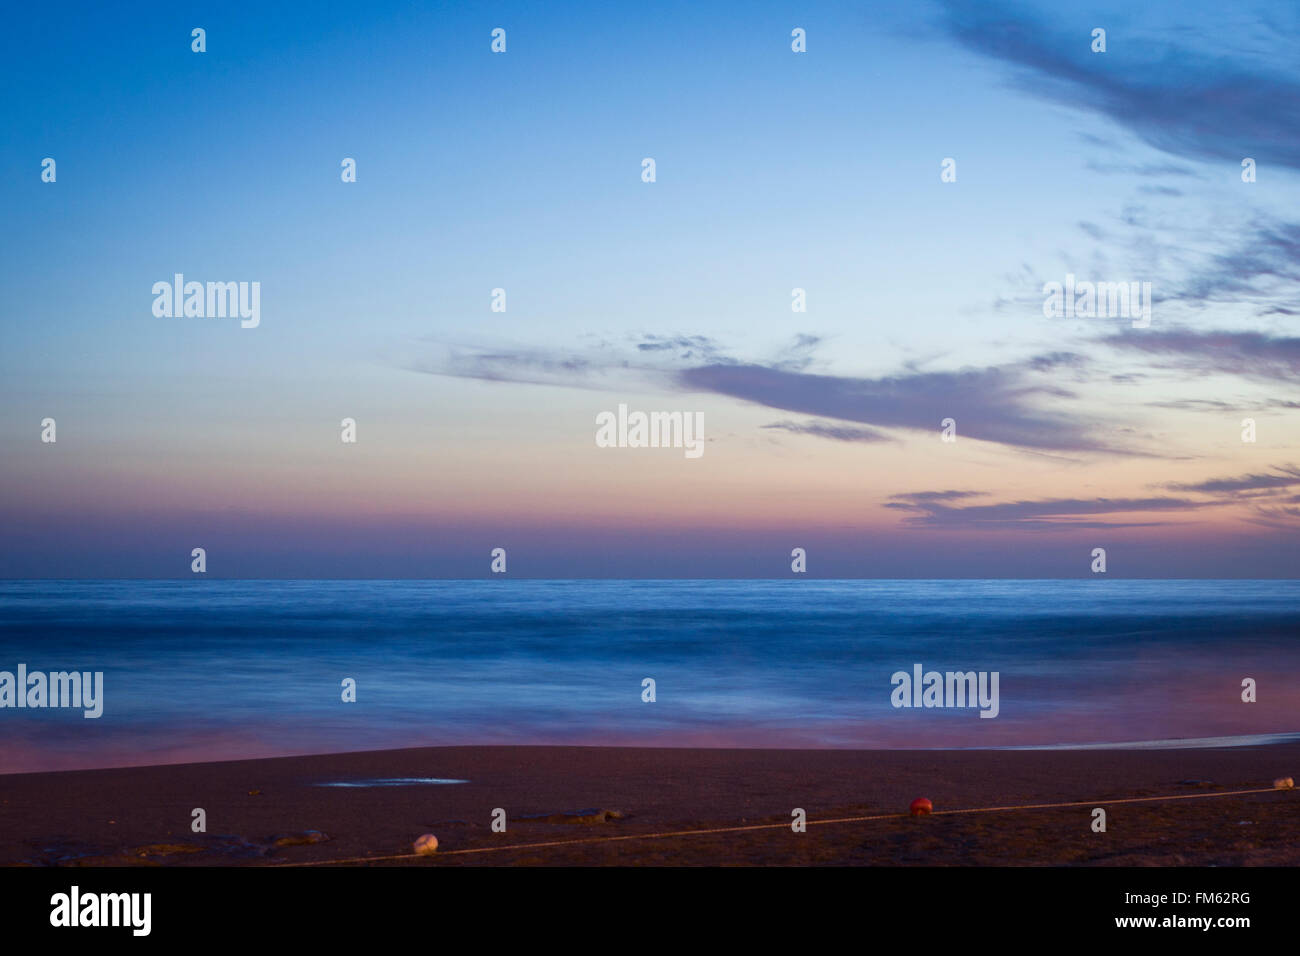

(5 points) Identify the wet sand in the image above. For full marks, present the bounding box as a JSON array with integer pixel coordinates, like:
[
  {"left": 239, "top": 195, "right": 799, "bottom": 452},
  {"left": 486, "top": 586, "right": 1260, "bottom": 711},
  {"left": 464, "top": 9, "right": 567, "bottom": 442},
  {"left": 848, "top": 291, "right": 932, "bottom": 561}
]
[{"left": 3, "top": 744, "right": 1298, "bottom": 866}]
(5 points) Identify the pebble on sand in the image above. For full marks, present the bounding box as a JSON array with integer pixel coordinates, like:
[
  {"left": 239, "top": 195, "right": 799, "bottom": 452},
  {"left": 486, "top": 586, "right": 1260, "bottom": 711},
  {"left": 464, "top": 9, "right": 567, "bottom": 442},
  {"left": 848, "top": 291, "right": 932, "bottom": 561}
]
[
  {"left": 414, "top": 834, "right": 440, "bottom": 855},
  {"left": 909, "top": 798, "right": 933, "bottom": 816},
  {"left": 1274, "top": 777, "right": 1295, "bottom": 790}
]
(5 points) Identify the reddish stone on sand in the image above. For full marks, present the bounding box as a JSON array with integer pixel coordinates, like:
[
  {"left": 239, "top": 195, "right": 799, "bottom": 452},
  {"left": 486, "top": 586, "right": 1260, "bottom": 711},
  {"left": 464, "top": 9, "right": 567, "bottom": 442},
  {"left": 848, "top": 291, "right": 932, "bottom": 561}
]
[{"left": 909, "top": 798, "right": 933, "bottom": 816}]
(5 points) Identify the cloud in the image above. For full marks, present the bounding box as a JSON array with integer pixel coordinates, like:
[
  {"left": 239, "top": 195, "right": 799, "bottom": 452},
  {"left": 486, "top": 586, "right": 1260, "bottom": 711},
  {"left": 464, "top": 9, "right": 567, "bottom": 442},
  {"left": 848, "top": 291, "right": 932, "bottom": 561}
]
[
  {"left": 1146, "top": 398, "right": 1300, "bottom": 412},
  {"left": 889, "top": 490, "right": 984, "bottom": 504},
  {"left": 634, "top": 335, "right": 733, "bottom": 364},
  {"left": 1085, "top": 161, "right": 1198, "bottom": 178},
  {"left": 762, "top": 420, "right": 895, "bottom": 443},
  {"left": 1145, "top": 465, "right": 1300, "bottom": 527},
  {"left": 886, "top": 491, "right": 1219, "bottom": 529},
  {"left": 404, "top": 335, "right": 732, "bottom": 393},
  {"left": 1167, "top": 465, "right": 1300, "bottom": 494},
  {"left": 1253, "top": 502, "right": 1300, "bottom": 523},
  {"left": 675, "top": 356, "right": 1138, "bottom": 454},
  {"left": 1103, "top": 328, "right": 1300, "bottom": 381},
  {"left": 1149, "top": 463, "right": 1300, "bottom": 522},
  {"left": 410, "top": 335, "right": 1144, "bottom": 455},
  {"left": 937, "top": 0, "right": 1300, "bottom": 170},
  {"left": 1175, "top": 221, "right": 1300, "bottom": 311}
]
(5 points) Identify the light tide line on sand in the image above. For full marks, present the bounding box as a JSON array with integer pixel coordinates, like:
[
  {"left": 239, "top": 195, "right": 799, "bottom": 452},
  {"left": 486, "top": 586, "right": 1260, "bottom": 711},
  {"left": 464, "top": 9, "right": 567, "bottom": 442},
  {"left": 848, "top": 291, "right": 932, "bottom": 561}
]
[{"left": 266, "top": 785, "right": 1292, "bottom": 867}]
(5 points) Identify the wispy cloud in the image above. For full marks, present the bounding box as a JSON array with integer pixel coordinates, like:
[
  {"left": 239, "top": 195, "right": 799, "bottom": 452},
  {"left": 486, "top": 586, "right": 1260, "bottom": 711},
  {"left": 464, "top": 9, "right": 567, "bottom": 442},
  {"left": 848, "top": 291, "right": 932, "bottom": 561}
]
[
  {"left": 1103, "top": 329, "right": 1300, "bottom": 381},
  {"left": 762, "top": 420, "right": 895, "bottom": 443},
  {"left": 1167, "top": 464, "right": 1300, "bottom": 494},
  {"left": 408, "top": 334, "right": 1146, "bottom": 455},
  {"left": 1085, "top": 161, "right": 1198, "bottom": 178},
  {"left": 1176, "top": 221, "right": 1300, "bottom": 311},
  {"left": 1136, "top": 185, "right": 1184, "bottom": 198},
  {"left": 937, "top": 0, "right": 1300, "bottom": 170},
  {"left": 1160, "top": 465, "right": 1300, "bottom": 527},
  {"left": 890, "top": 490, "right": 984, "bottom": 505},
  {"left": 1147, "top": 398, "right": 1300, "bottom": 412},
  {"left": 676, "top": 359, "right": 1122, "bottom": 454},
  {"left": 886, "top": 490, "right": 1219, "bottom": 529}
]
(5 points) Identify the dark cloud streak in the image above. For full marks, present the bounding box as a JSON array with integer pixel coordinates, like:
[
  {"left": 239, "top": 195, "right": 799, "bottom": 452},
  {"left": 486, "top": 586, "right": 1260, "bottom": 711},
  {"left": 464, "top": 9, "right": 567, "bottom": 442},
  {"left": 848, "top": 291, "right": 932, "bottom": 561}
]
[
  {"left": 1104, "top": 329, "right": 1300, "bottom": 382},
  {"left": 938, "top": 0, "right": 1300, "bottom": 170},
  {"left": 887, "top": 492, "right": 1220, "bottom": 529}
]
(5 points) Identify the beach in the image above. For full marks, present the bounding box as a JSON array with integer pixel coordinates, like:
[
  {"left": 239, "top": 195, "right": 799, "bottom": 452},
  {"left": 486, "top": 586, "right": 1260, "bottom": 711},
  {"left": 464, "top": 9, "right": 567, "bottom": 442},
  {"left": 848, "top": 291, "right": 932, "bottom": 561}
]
[{"left": 4, "top": 743, "right": 1298, "bottom": 867}]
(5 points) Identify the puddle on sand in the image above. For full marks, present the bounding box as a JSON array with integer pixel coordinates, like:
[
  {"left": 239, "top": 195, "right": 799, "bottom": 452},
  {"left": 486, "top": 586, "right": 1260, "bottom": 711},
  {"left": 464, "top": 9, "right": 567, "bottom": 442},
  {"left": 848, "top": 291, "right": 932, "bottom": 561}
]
[{"left": 314, "top": 778, "right": 469, "bottom": 788}]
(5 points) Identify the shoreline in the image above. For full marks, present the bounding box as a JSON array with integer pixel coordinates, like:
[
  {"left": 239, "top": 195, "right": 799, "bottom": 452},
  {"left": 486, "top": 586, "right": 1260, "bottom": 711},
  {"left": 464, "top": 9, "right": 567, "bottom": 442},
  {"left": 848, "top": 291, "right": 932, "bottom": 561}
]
[
  {"left": 4, "top": 742, "right": 1298, "bottom": 866},
  {"left": 9, "top": 730, "right": 1300, "bottom": 779}
]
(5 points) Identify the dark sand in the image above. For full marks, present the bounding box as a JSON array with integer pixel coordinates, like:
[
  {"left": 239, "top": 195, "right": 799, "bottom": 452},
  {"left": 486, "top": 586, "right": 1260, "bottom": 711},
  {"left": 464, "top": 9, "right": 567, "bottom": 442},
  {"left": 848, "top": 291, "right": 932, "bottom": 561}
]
[{"left": 3, "top": 744, "right": 1297, "bottom": 866}]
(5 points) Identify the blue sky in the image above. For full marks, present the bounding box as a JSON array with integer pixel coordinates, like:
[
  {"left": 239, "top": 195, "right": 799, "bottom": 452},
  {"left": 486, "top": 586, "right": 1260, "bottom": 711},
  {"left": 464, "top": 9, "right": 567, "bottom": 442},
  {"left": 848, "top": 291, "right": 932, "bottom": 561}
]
[{"left": 2, "top": 0, "right": 1299, "bottom": 576}]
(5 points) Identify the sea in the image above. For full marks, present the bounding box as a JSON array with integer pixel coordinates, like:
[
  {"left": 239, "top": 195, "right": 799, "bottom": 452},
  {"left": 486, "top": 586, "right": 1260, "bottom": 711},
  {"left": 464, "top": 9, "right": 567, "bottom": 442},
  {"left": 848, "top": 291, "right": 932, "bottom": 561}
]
[{"left": 2, "top": 579, "right": 1298, "bottom": 773}]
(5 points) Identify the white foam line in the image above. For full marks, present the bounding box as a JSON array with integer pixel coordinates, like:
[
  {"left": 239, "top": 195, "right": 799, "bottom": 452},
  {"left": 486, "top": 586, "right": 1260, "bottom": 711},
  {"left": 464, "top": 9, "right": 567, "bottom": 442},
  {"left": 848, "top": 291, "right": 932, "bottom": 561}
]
[{"left": 993, "top": 732, "right": 1300, "bottom": 751}]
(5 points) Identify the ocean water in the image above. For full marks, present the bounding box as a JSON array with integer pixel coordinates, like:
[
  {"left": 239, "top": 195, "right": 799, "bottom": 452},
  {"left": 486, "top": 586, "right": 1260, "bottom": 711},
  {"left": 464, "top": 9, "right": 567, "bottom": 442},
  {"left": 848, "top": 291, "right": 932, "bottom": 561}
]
[{"left": 1, "top": 580, "right": 1298, "bottom": 773}]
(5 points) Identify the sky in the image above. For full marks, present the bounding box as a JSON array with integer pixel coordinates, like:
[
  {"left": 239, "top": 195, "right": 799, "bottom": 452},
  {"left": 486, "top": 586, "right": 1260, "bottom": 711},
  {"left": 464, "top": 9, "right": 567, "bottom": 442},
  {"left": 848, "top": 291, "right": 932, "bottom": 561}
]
[{"left": 1, "top": 0, "right": 1298, "bottom": 577}]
